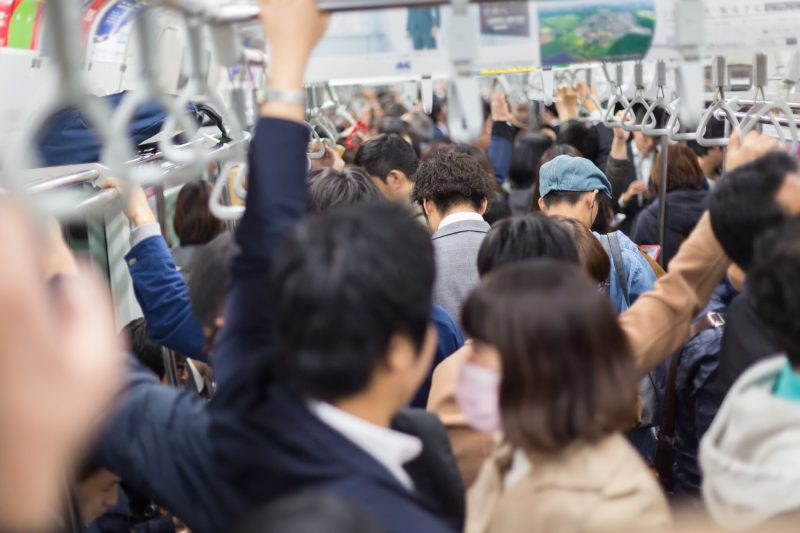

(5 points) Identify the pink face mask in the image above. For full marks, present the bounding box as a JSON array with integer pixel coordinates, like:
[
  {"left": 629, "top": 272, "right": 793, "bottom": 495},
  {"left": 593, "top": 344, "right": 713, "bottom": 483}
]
[{"left": 455, "top": 361, "right": 502, "bottom": 433}]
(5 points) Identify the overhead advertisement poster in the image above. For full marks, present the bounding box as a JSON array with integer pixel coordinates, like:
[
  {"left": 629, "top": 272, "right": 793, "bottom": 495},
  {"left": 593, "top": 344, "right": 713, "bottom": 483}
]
[
  {"left": 647, "top": 0, "right": 800, "bottom": 59},
  {"left": 537, "top": 0, "right": 656, "bottom": 66},
  {"left": 305, "top": 1, "right": 541, "bottom": 83}
]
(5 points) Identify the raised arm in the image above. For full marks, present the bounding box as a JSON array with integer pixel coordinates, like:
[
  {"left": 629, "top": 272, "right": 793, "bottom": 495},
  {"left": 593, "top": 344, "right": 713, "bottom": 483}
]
[
  {"left": 487, "top": 92, "right": 516, "bottom": 186},
  {"left": 211, "top": 0, "right": 329, "bottom": 410},
  {"left": 620, "top": 130, "right": 785, "bottom": 375},
  {"left": 101, "top": 178, "right": 206, "bottom": 361}
]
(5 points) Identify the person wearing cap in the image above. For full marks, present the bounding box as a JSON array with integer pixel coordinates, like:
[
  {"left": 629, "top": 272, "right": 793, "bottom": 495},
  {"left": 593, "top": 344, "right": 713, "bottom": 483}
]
[{"left": 537, "top": 155, "right": 656, "bottom": 314}]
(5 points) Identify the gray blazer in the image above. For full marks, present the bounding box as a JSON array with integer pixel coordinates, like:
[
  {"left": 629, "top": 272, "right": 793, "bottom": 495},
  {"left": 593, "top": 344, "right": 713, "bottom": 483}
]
[{"left": 431, "top": 219, "right": 491, "bottom": 324}]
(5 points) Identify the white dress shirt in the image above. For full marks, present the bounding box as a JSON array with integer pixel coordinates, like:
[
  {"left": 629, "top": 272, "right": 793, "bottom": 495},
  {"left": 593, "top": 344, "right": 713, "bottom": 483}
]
[
  {"left": 437, "top": 211, "right": 485, "bottom": 231},
  {"left": 308, "top": 400, "right": 423, "bottom": 491},
  {"left": 631, "top": 142, "right": 655, "bottom": 187}
]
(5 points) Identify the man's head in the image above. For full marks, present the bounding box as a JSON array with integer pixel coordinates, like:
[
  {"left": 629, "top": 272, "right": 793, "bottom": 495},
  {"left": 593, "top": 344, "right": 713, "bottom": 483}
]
[
  {"left": 556, "top": 123, "right": 600, "bottom": 164},
  {"left": 75, "top": 462, "right": 120, "bottom": 526},
  {"left": 536, "top": 155, "right": 612, "bottom": 228},
  {"left": 308, "top": 167, "right": 384, "bottom": 214},
  {"left": 477, "top": 214, "right": 579, "bottom": 277},
  {"left": 749, "top": 217, "right": 800, "bottom": 368},
  {"left": 122, "top": 318, "right": 165, "bottom": 381},
  {"left": 412, "top": 150, "right": 495, "bottom": 232},
  {"left": 354, "top": 134, "right": 419, "bottom": 203},
  {"left": 688, "top": 117, "right": 726, "bottom": 173},
  {"left": 189, "top": 233, "right": 240, "bottom": 349},
  {"left": 271, "top": 203, "right": 437, "bottom": 412},
  {"left": 709, "top": 152, "right": 800, "bottom": 273}
]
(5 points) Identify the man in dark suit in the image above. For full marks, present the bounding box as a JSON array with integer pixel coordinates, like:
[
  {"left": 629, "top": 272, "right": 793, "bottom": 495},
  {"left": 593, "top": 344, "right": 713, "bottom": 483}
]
[{"left": 209, "top": 2, "right": 456, "bottom": 532}]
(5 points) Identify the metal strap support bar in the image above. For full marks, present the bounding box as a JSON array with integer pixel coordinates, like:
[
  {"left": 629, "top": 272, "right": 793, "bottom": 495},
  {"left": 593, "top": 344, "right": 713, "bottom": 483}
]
[
  {"left": 675, "top": 0, "right": 705, "bottom": 128},
  {"left": 26, "top": 169, "right": 102, "bottom": 194},
  {"left": 446, "top": 0, "right": 482, "bottom": 143}
]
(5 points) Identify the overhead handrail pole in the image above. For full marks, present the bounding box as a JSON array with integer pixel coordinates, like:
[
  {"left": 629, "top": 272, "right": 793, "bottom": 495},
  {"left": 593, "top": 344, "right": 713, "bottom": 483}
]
[
  {"left": 602, "top": 63, "right": 630, "bottom": 129},
  {"left": 641, "top": 61, "right": 673, "bottom": 137},
  {"left": 621, "top": 61, "right": 649, "bottom": 132},
  {"left": 103, "top": 7, "right": 205, "bottom": 186},
  {"left": 2, "top": 0, "right": 113, "bottom": 198},
  {"left": 446, "top": 0, "right": 483, "bottom": 143},
  {"left": 675, "top": 0, "right": 705, "bottom": 128},
  {"left": 575, "top": 67, "right": 603, "bottom": 123},
  {"left": 695, "top": 56, "right": 739, "bottom": 147},
  {"left": 738, "top": 53, "right": 800, "bottom": 153},
  {"left": 26, "top": 169, "right": 102, "bottom": 194}
]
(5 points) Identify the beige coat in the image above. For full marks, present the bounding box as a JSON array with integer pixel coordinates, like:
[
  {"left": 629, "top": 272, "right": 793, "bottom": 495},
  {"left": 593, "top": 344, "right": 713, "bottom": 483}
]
[
  {"left": 466, "top": 434, "right": 671, "bottom": 533},
  {"left": 427, "top": 212, "right": 729, "bottom": 491}
]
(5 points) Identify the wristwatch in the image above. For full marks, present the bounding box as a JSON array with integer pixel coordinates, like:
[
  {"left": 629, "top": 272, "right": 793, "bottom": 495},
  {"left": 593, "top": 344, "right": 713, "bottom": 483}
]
[{"left": 257, "top": 86, "right": 305, "bottom": 106}]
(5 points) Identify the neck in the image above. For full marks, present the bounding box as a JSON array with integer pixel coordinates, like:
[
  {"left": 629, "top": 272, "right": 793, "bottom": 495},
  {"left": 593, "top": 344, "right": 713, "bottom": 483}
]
[
  {"left": 442, "top": 204, "right": 479, "bottom": 219},
  {"left": 546, "top": 204, "right": 590, "bottom": 229},
  {"left": 333, "top": 389, "right": 395, "bottom": 428},
  {"left": 698, "top": 157, "right": 718, "bottom": 180}
]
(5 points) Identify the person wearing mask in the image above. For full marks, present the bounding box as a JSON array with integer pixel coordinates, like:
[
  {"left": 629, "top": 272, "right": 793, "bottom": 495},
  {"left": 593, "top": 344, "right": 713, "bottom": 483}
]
[
  {"left": 461, "top": 262, "right": 670, "bottom": 532},
  {"left": 427, "top": 214, "right": 582, "bottom": 487},
  {"left": 171, "top": 180, "right": 225, "bottom": 277},
  {"left": 709, "top": 150, "right": 800, "bottom": 394},
  {"left": 353, "top": 134, "right": 423, "bottom": 222},
  {"left": 536, "top": 154, "right": 656, "bottom": 313},
  {"left": 700, "top": 217, "right": 800, "bottom": 529},
  {"left": 632, "top": 143, "right": 709, "bottom": 268},
  {"left": 412, "top": 150, "right": 495, "bottom": 322}
]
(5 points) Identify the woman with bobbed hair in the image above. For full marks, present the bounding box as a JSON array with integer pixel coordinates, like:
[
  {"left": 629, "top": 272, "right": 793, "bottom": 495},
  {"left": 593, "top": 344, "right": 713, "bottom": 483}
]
[
  {"left": 459, "top": 262, "right": 670, "bottom": 533},
  {"left": 554, "top": 215, "right": 611, "bottom": 285},
  {"left": 172, "top": 180, "right": 225, "bottom": 276},
  {"left": 632, "top": 143, "right": 708, "bottom": 268}
]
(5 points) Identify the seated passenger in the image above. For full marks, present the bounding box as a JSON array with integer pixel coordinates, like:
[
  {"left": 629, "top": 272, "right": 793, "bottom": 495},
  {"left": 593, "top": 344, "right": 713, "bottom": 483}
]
[
  {"left": 462, "top": 262, "right": 670, "bottom": 532},
  {"left": 171, "top": 180, "right": 225, "bottom": 278},
  {"left": 412, "top": 150, "right": 494, "bottom": 322},
  {"left": 700, "top": 217, "right": 800, "bottom": 529},
  {"left": 632, "top": 144, "right": 708, "bottom": 268}
]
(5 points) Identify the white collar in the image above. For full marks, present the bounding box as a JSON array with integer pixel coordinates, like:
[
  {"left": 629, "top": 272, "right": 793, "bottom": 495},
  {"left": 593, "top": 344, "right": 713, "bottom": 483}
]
[
  {"left": 308, "top": 400, "right": 422, "bottom": 491},
  {"left": 438, "top": 211, "right": 484, "bottom": 230},
  {"left": 631, "top": 141, "right": 655, "bottom": 161}
]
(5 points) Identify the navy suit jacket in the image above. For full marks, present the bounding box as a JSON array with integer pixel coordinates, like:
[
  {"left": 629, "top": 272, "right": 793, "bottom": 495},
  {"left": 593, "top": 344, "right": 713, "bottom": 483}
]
[{"left": 208, "top": 118, "right": 453, "bottom": 532}]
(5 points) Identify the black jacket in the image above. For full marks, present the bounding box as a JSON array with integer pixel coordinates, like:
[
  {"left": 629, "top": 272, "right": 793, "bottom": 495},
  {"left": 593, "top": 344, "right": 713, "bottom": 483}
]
[
  {"left": 632, "top": 189, "right": 708, "bottom": 268},
  {"left": 718, "top": 287, "right": 781, "bottom": 396}
]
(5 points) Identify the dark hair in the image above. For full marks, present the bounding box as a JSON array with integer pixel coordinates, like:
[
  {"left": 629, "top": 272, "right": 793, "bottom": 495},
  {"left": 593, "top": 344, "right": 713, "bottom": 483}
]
[
  {"left": 412, "top": 150, "right": 495, "bottom": 213},
  {"left": 748, "top": 217, "right": 800, "bottom": 367},
  {"left": 710, "top": 152, "right": 796, "bottom": 271},
  {"left": 530, "top": 144, "right": 582, "bottom": 212},
  {"left": 354, "top": 134, "right": 419, "bottom": 182},
  {"left": 556, "top": 123, "right": 599, "bottom": 164},
  {"left": 554, "top": 216, "right": 611, "bottom": 284},
  {"left": 122, "top": 319, "right": 165, "bottom": 380},
  {"left": 272, "top": 203, "right": 435, "bottom": 402},
  {"left": 189, "top": 233, "right": 240, "bottom": 329},
  {"left": 422, "top": 142, "right": 496, "bottom": 179},
  {"left": 431, "top": 95, "right": 446, "bottom": 122},
  {"left": 477, "top": 214, "right": 579, "bottom": 277},
  {"left": 651, "top": 143, "right": 704, "bottom": 192},
  {"left": 377, "top": 118, "right": 422, "bottom": 158},
  {"left": 508, "top": 133, "right": 553, "bottom": 189},
  {"left": 483, "top": 192, "right": 512, "bottom": 225},
  {"left": 541, "top": 190, "right": 587, "bottom": 209},
  {"left": 229, "top": 492, "right": 385, "bottom": 533},
  {"left": 688, "top": 117, "right": 726, "bottom": 156},
  {"left": 308, "top": 167, "right": 383, "bottom": 214},
  {"left": 462, "top": 262, "right": 637, "bottom": 453},
  {"left": 173, "top": 181, "right": 225, "bottom": 246}
]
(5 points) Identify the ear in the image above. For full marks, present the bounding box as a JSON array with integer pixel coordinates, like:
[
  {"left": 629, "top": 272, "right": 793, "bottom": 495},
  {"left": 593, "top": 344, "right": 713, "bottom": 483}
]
[
  {"left": 538, "top": 197, "right": 546, "bottom": 211},
  {"left": 422, "top": 199, "right": 434, "bottom": 218},
  {"left": 478, "top": 198, "right": 489, "bottom": 215},
  {"left": 384, "top": 333, "right": 416, "bottom": 373},
  {"left": 386, "top": 170, "right": 405, "bottom": 190},
  {"left": 214, "top": 316, "right": 225, "bottom": 329}
]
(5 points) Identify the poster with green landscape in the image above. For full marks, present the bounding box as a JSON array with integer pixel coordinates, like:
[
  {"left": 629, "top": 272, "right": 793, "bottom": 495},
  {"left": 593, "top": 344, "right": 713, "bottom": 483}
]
[{"left": 538, "top": 1, "right": 655, "bottom": 66}]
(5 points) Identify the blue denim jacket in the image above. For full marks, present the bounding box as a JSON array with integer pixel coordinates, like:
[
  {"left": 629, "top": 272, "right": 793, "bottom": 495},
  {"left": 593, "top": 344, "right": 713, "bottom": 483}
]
[{"left": 595, "top": 230, "right": 656, "bottom": 313}]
